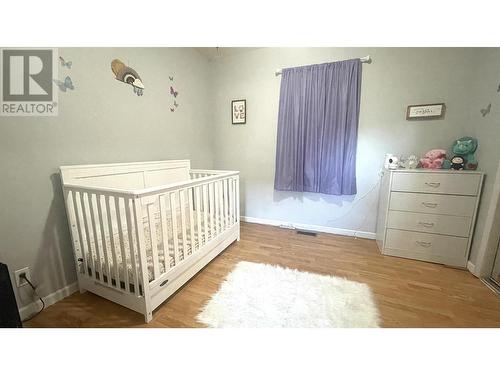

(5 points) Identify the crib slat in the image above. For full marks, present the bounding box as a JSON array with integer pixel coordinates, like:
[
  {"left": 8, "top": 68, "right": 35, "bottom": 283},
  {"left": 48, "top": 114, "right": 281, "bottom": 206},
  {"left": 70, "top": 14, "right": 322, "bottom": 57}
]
[
  {"left": 114, "top": 197, "right": 130, "bottom": 293},
  {"left": 229, "top": 178, "right": 234, "bottom": 226},
  {"left": 159, "top": 194, "right": 171, "bottom": 271},
  {"left": 79, "top": 192, "right": 95, "bottom": 279},
  {"left": 223, "top": 179, "right": 228, "bottom": 230},
  {"left": 216, "top": 181, "right": 221, "bottom": 236},
  {"left": 125, "top": 198, "right": 141, "bottom": 297},
  {"left": 96, "top": 194, "right": 111, "bottom": 286},
  {"left": 209, "top": 182, "right": 215, "bottom": 240},
  {"left": 147, "top": 203, "right": 160, "bottom": 279},
  {"left": 202, "top": 184, "right": 209, "bottom": 245},
  {"left": 125, "top": 198, "right": 140, "bottom": 297},
  {"left": 88, "top": 193, "right": 104, "bottom": 282},
  {"left": 236, "top": 177, "right": 240, "bottom": 223},
  {"left": 188, "top": 187, "right": 195, "bottom": 254},
  {"left": 105, "top": 196, "right": 120, "bottom": 289},
  {"left": 71, "top": 191, "right": 88, "bottom": 276},
  {"left": 179, "top": 189, "right": 188, "bottom": 260},
  {"left": 170, "top": 191, "right": 180, "bottom": 266},
  {"left": 195, "top": 186, "right": 202, "bottom": 250}
]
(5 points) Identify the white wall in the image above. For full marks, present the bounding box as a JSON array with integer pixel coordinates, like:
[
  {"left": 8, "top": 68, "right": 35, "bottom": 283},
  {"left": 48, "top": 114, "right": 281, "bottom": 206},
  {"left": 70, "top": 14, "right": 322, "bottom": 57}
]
[
  {"left": 210, "top": 48, "right": 499, "bottom": 263},
  {"left": 0, "top": 47, "right": 213, "bottom": 308},
  {"left": 464, "top": 48, "right": 500, "bottom": 265}
]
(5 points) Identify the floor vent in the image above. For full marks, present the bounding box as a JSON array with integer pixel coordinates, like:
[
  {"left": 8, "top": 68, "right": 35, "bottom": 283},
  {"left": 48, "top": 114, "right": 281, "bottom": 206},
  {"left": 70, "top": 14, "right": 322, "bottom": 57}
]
[{"left": 296, "top": 230, "right": 317, "bottom": 237}]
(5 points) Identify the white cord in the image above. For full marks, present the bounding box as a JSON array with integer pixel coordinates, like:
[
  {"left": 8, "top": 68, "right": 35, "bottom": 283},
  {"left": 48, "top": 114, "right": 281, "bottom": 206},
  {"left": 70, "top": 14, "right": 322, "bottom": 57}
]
[{"left": 327, "top": 176, "right": 382, "bottom": 226}]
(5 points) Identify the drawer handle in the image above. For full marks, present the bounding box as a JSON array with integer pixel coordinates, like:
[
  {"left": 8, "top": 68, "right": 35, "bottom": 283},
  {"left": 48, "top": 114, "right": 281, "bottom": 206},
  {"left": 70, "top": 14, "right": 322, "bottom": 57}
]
[
  {"left": 421, "top": 202, "right": 438, "bottom": 208},
  {"left": 425, "top": 182, "right": 441, "bottom": 188},
  {"left": 418, "top": 221, "right": 435, "bottom": 228},
  {"left": 415, "top": 240, "right": 432, "bottom": 248}
]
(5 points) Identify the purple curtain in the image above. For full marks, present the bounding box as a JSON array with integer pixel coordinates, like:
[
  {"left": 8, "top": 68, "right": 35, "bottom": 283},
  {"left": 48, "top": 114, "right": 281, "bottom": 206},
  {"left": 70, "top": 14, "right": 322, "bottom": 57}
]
[{"left": 274, "top": 59, "right": 362, "bottom": 195}]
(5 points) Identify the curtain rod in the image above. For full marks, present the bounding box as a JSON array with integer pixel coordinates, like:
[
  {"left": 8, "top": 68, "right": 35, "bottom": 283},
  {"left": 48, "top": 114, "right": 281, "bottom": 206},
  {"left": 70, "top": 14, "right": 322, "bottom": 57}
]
[{"left": 275, "top": 55, "right": 371, "bottom": 76}]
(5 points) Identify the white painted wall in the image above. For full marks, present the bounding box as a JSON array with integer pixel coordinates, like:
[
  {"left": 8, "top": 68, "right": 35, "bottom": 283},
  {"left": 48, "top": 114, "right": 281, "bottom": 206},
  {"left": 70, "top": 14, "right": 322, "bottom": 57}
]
[
  {"left": 464, "top": 48, "right": 500, "bottom": 266},
  {"left": 210, "top": 47, "right": 499, "bottom": 265},
  {"left": 0, "top": 47, "right": 214, "bottom": 309}
]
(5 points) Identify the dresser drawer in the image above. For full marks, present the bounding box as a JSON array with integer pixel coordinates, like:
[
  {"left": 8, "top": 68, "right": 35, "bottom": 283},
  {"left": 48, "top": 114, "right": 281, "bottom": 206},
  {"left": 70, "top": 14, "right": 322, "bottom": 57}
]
[
  {"left": 384, "top": 229, "right": 468, "bottom": 267},
  {"left": 389, "top": 192, "right": 476, "bottom": 217},
  {"left": 391, "top": 172, "right": 481, "bottom": 196},
  {"left": 387, "top": 210, "right": 471, "bottom": 237}
]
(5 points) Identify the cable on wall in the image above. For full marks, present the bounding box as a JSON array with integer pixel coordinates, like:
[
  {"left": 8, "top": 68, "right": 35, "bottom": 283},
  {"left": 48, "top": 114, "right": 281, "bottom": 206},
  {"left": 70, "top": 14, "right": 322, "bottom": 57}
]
[
  {"left": 326, "top": 171, "right": 383, "bottom": 227},
  {"left": 20, "top": 274, "right": 45, "bottom": 323}
]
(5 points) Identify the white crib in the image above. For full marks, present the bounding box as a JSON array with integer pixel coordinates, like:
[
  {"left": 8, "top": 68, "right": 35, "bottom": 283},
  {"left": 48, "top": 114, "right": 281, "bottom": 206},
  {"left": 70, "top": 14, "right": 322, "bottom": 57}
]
[{"left": 60, "top": 160, "right": 239, "bottom": 322}]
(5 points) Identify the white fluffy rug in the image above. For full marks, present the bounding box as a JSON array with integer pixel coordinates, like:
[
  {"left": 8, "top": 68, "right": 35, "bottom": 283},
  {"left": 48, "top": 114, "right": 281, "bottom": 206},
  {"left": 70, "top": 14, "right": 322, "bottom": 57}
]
[{"left": 197, "top": 261, "right": 380, "bottom": 328}]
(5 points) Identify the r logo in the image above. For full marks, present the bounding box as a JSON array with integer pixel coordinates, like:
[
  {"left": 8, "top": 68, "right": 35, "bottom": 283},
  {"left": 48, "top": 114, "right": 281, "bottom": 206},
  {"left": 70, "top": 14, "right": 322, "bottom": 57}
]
[
  {"left": 1, "top": 48, "right": 58, "bottom": 116},
  {"left": 3, "top": 49, "right": 53, "bottom": 101}
]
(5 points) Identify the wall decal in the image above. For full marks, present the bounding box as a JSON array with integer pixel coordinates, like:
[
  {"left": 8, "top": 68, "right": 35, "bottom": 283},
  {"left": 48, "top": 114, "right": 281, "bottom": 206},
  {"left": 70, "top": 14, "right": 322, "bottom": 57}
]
[
  {"left": 53, "top": 76, "right": 74, "bottom": 92},
  {"left": 169, "top": 76, "right": 180, "bottom": 112},
  {"left": 59, "top": 56, "right": 72, "bottom": 69},
  {"left": 111, "top": 59, "right": 144, "bottom": 96},
  {"left": 480, "top": 103, "right": 491, "bottom": 117},
  {"left": 497, "top": 84, "right": 500, "bottom": 92}
]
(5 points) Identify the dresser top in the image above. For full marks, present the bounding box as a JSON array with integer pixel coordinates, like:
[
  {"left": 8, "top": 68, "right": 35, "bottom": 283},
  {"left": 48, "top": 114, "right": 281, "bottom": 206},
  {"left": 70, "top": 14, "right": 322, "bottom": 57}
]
[{"left": 386, "top": 168, "right": 483, "bottom": 175}]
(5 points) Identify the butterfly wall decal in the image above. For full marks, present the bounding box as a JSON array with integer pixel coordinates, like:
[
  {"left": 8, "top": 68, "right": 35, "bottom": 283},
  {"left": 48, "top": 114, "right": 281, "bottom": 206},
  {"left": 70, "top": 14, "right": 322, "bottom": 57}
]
[
  {"left": 59, "top": 56, "right": 72, "bottom": 69},
  {"left": 170, "top": 107, "right": 175, "bottom": 112},
  {"left": 174, "top": 100, "right": 179, "bottom": 107},
  {"left": 169, "top": 76, "right": 174, "bottom": 81},
  {"left": 497, "top": 84, "right": 500, "bottom": 93},
  {"left": 170, "top": 86, "right": 178, "bottom": 98},
  {"left": 53, "top": 76, "right": 74, "bottom": 92},
  {"left": 480, "top": 103, "right": 491, "bottom": 117}
]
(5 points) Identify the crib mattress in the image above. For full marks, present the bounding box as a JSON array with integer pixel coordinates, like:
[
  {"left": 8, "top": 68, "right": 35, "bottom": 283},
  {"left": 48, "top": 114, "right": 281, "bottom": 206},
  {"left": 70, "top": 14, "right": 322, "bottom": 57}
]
[{"left": 83, "top": 208, "right": 232, "bottom": 285}]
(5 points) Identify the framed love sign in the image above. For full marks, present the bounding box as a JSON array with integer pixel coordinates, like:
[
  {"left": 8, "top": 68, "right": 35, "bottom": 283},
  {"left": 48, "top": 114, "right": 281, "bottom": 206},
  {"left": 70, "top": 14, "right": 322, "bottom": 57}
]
[
  {"left": 231, "top": 99, "right": 246, "bottom": 125},
  {"left": 406, "top": 103, "right": 445, "bottom": 120}
]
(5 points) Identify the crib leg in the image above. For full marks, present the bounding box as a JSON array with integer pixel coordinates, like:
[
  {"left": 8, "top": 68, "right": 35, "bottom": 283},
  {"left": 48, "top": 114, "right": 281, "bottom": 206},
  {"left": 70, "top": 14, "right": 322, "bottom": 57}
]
[
  {"left": 77, "top": 278, "right": 86, "bottom": 294},
  {"left": 144, "top": 299, "right": 153, "bottom": 323}
]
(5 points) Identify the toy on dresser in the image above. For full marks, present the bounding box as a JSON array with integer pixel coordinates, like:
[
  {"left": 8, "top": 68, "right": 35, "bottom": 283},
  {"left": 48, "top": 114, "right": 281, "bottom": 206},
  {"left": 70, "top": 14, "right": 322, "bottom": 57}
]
[
  {"left": 442, "top": 136, "right": 479, "bottom": 170},
  {"left": 419, "top": 149, "right": 447, "bottom": 169},
  {"left": 450, "top": 155, "right": 466, "bottom": 170}
]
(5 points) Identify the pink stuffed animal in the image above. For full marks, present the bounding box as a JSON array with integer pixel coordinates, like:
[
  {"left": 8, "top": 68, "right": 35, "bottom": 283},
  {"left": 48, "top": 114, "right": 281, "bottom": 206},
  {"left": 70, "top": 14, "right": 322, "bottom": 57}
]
[{"left": 419, "top": 149, "right": 447, "bottom": 169}]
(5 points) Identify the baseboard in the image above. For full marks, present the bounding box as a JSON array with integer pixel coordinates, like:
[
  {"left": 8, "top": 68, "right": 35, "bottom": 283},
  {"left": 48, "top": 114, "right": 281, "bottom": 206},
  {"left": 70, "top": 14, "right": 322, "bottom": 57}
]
[
  {"left": 467, "top": 260, "right": 477, "bottom": 276},
  {"left": 19, "top": 282, "right": 79, "bottom": 321},
  {"left": 241, "top": 216, "right": 376, "bottom": 240}
]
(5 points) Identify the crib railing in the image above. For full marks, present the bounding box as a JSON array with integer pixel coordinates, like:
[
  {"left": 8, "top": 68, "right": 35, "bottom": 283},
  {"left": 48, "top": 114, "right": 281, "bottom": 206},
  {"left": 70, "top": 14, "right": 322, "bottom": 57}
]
[{"left": 63, "top": 170, "right": 239, "bottom": 298}]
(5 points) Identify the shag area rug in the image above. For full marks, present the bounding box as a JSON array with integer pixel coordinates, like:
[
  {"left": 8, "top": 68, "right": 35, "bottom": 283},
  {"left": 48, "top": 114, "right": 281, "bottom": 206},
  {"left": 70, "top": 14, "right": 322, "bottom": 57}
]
[{"left": 197, "top": 261, "right": 380, "bottom": 328}]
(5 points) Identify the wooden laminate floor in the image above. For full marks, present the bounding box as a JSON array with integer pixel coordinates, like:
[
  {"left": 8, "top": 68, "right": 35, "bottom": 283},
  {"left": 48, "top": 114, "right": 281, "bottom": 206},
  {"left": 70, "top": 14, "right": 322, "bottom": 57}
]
[{"left": 26, "top": 222, "right": 500, "bottom": 328}]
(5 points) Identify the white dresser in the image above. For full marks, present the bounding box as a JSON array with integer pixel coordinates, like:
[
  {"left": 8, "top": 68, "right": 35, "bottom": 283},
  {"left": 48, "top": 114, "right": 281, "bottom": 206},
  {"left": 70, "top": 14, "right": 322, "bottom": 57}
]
[{"left": 376, "top": 169, "right": 484, "bottom": 267}]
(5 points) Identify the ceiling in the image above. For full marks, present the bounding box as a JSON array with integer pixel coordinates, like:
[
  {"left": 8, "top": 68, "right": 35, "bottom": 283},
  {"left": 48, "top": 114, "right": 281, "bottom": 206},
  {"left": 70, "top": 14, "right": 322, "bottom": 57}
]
[{"left": 194, "top": 47, "right": 262, "bottom": 60}]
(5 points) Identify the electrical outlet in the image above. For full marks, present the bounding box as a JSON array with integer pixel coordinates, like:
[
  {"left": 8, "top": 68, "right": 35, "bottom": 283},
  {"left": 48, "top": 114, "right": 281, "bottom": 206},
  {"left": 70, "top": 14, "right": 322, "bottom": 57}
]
[{"left": 14, "top": 267, "right": 30, "bottom": 288}]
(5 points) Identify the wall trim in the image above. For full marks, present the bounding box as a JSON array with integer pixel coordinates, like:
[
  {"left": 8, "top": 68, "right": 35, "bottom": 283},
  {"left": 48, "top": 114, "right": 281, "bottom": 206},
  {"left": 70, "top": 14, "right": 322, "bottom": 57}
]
[
  {"left": 241, "top": 216, "right": 376, "bottom": 240},
  {"left": 467, "top": 260, "right": 476, "bottom": 276},
  {"left": 19, "top": 282, "right": 79, "bottom": 321}
]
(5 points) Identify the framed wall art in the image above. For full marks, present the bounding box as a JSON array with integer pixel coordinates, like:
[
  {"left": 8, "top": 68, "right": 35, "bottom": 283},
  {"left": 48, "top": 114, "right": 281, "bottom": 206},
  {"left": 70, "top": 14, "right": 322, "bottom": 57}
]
[
  {"left": 231, "top": 99, "right": 246, "bottom": 125},
  {"left": 406, "top": 103, "right": 445, "bottom": 120}
]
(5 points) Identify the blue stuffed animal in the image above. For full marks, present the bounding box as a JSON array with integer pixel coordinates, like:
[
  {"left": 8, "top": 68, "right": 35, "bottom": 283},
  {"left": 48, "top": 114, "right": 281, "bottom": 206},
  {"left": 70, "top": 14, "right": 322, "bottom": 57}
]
[{"left": 449, "top": 136, "right": 478, "bottom": 170}]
